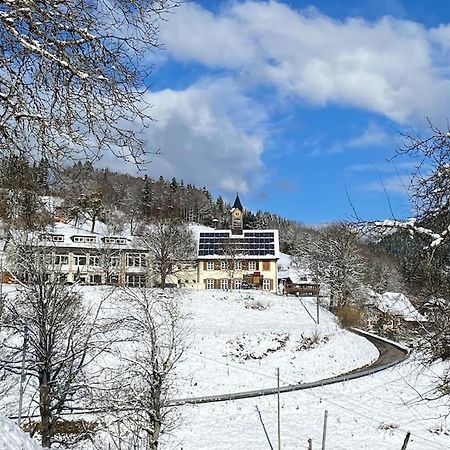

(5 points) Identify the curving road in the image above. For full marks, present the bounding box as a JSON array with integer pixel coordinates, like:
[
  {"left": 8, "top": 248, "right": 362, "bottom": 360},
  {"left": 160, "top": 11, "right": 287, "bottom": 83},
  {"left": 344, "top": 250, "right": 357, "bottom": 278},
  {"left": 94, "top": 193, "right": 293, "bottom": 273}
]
[
  {"left": 170, "top": 328, "right": 409, "bottom": 406},
  {"left": 8, "top": 329, "right": 409, "bottom": 420}
]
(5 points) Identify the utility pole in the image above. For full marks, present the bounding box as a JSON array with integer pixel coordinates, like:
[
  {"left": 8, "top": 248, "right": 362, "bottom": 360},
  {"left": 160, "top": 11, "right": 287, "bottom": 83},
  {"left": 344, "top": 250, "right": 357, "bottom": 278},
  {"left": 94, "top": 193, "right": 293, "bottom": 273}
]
[
  {"left": 321, "top": 410, "right": 328, "bottom": 450},
  {"left": 277, "top": 367, "right": 281, "bottom": 450},
  {"left": 17, "top": 324, "right": 29, "bottom": 427}
]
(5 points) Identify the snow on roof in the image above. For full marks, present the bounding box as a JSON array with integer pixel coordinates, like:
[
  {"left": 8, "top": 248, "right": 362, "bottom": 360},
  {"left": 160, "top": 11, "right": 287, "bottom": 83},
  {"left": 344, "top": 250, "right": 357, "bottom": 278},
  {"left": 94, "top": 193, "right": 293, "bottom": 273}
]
[
  {"left": 371, "top": 291, "right": 427, "bottom": 322},
  {"left": 0, "top": 417, "right": 42, "bottom": 449},
  {"left": 277, "top": 252, "right": 314, "bottom": 283},
  {"left": 9, "top": 220, "right": 144, "bottom": 251}
]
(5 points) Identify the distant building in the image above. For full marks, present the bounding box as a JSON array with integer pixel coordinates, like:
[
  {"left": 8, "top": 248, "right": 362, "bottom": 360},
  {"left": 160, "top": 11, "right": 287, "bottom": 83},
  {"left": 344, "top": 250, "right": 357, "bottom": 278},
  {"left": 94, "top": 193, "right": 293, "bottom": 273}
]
[
  {"left": 6, "top": 223, "right": 149, "bottom": 287},
  {"left": 196, "top": 194, "right": 279, "bottom": 293},
  {"left": 4, "top": 195, "right": 280, "bottom": 293}
]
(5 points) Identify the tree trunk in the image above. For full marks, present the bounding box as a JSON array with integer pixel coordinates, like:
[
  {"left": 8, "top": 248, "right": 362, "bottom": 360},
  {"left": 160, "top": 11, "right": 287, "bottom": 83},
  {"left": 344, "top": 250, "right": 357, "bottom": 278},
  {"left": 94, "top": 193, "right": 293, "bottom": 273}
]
[
  {"left": 39, "top": 371, "right": 52, "bottom": 447},
  {"left": 149, "top": 422, "right": 161, "bottom": 450},
  {"left": 91, "top": 216, "right": 96, "bottom": 233},
  {"left": 160, "top": 269, "right": 166, "bottom": 289}
]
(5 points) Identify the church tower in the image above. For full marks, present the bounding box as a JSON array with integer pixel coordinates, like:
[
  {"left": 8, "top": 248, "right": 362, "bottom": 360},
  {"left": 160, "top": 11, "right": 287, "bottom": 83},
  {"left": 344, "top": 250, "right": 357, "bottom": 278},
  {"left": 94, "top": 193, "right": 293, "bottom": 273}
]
[{"left": 230, "top": 194, "right": 243, "bottom": 235}]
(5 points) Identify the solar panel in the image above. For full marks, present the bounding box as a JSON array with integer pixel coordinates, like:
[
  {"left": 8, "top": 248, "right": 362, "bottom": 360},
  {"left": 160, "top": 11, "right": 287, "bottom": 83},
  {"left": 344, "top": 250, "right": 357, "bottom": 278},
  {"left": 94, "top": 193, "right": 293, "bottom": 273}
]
[{"left": 198, "top": 231, "right": 276, "bottom": 256}]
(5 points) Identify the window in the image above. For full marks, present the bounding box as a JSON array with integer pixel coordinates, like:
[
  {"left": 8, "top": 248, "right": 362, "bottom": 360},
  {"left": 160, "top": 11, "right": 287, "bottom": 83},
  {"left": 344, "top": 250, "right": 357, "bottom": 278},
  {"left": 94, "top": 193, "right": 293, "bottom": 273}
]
[
  {"left": 206, "top": 279, "right": 214, "bottom": 289},
  {"left": 220, "top": 279, "right": 229, "bottom": 290},
  {"left": 36, "top": 254, "right": 53, "bottom": 266},
  {"left": 234, "top": 279, "right": 242, "bottom": 290},
  {"left": 234, "top": 260, "right": 242, "bottom": 270},
  {"left": 90, "top": 274, "right": 102, "bottom": 284},
  {"left": 41, "top": 234, "right": 64, "bottom": 242},
  {"left": 54, "top": 254, "right": 69, "bottom": 265},
  {"left": 262, "top": 278, "right": 271, "bottom": 290},
  {"left": 248, "top": 261, "right": 257, "bottom": 271},
  {"left": 89, "top": 256, "right": 101, "bottom": 267},
  {"left": 126, "top": 274, "right": 146, "bottom": 287},
  {"left": 127, "top": 253, "right": 146, "bottom": 267},
  {"left": 109, "top": 256, "right": 120, "bottom": 268},
  {"left": 220, "top": 260, "right": 227, "bottom": 270},
  {"left": 72, "top": 236, "right": 96, "bottom": 243},
  {"left": 107, "top": 274, "right": 119, "bottom": 285},
  {"left": 72, "top": 255, "right": 87, "bottom": 266},
  {"left": 206, "top": 261, "right": 214, "bottom": 271},
  {"left": 103, "top": 237, "right": 127, "bottom": 245},
  {"left": 56, "top": 273, "right": 67, "bottom": 283}
]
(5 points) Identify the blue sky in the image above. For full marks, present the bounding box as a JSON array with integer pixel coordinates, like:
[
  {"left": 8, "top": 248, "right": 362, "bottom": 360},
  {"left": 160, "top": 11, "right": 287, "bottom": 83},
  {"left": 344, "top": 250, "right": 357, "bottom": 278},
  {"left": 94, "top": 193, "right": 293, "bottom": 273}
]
[{"left": 135, "top": 0, "right": 450, "bottom": 224}]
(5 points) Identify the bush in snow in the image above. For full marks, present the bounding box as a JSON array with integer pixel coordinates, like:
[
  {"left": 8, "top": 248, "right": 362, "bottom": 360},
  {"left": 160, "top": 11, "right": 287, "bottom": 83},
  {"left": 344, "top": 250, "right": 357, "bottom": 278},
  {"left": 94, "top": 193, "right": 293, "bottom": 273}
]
[
  {"left": 296, "top": 331, "right": 329, "bottom": 351},
  {"left": 334, "top": 305, "right": 364, "bottom": 328},
  {"left": 225, "top": 332, "right": 289, "bottom": 361}
]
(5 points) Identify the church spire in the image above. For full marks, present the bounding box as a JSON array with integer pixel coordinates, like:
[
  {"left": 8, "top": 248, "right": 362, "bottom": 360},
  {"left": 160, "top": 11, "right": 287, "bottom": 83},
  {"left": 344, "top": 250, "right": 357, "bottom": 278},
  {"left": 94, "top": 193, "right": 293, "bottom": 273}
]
[
  {"left": 232, "top": 193, "right": 243, "bottom": 212},
  {"left": 231, "top": 193, "right": 243, "bottom": 235}
]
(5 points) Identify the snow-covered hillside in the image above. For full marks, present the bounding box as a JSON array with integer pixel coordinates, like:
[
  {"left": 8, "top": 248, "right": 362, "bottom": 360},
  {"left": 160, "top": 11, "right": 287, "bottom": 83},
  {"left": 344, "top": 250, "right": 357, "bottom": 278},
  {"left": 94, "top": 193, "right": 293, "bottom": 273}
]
[
  {"left": 175, "top": 290, "right": 378, "bottom": 397},
  {"left": 2, "top": 286, "right": 450, "bottom": 449}
]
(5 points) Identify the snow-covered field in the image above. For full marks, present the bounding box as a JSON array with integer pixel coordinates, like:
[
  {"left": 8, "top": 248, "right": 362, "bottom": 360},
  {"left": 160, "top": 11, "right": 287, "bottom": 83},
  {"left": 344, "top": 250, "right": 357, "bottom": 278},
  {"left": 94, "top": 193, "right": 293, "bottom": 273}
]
[
  {"left": 175, "top": 290, "right": 378, "bottom": 397},
  {"left": 2, "top": 286, "right": 450, "bottom": 449}
]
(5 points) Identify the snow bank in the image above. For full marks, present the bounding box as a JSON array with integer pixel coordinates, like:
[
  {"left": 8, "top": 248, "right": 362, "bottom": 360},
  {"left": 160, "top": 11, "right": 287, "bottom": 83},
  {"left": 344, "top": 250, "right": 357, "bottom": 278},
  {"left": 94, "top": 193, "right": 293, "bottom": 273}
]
[{"left": 0, "top": 417, "right": 42, "bottom": 450}]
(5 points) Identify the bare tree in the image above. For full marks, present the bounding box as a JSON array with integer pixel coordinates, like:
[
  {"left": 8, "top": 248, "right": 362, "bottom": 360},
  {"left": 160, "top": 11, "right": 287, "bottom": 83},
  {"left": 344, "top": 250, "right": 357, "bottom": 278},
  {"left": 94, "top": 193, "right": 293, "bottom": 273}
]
[
  {"left": 366, "top": 121, "right": 450, "bottom": 249},
  {"left": 141, "top": 218, "right": 196, "bottom": 289},
  {"left": 1, "top": 235, "right": 114, "bottom": 447},
  {"left": 0, "top": 0, "right": 179, "bottom": 167},
  {"left": 305, "top": 223, "right": 367, "bottom": 308},
  {"left": 100, "top": 288, "right": 187, "bottom": 450},
  {"left": 222, "top": 237, "right": 245, "bottom": 290}
]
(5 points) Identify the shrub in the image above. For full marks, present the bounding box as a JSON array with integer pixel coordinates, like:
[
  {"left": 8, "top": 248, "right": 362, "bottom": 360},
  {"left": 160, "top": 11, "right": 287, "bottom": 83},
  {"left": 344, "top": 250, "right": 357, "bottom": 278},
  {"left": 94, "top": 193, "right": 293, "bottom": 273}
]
[{"left": 334, "top": 305, "right": 364, "bottom": 328}]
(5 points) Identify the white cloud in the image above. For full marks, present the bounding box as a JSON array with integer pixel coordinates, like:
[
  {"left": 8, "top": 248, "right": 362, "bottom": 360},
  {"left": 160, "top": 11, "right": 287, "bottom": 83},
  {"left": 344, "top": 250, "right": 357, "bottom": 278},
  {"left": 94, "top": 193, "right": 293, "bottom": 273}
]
[
  {"left": 142, "top": 78, "right": 267, "bottom": 194},
  {"left": 347, "top": 122, "right": 392, "bottom": 148},
  {"left": 347, "top": 161, "right": 417, "bottom": 173},
  {"left": 161, "top": 1, "right": 450, "bottom": 123},
  {"left": 363, "top": 174, "right": 412, "bottom": 194}
]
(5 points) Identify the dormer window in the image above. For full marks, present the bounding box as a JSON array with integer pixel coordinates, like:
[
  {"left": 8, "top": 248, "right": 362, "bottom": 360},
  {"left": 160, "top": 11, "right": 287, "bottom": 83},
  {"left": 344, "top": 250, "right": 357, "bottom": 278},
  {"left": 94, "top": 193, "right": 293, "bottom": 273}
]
[
  {"left": 41, "top": 234, "right": 64, "bottom": 243},
  {"left": 71, "top": 235, "right": 96, "bottom": 244},
  {"left": 102, "top": 237, "right": 127, "bottom": 245}
]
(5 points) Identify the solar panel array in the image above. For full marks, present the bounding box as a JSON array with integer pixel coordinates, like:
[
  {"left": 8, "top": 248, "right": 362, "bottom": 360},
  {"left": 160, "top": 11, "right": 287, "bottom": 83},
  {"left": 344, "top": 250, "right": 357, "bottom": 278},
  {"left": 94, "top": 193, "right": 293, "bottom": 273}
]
[{"left": 198, "top": 231, "right": 276, "bottom": 257}]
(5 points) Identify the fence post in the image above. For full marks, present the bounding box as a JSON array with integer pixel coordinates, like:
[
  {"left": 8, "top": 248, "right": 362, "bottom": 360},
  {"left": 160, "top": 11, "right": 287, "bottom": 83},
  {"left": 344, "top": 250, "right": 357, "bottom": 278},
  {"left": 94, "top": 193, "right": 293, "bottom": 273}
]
[
  {"left": 277, "top": 368, "right": 281, "bottom": 450},
  {"left": 321, "top": 410, "right": 328, "bottom": 450},
  {"left": 401, "top": 432, "right": 411, "bottom": 450}
]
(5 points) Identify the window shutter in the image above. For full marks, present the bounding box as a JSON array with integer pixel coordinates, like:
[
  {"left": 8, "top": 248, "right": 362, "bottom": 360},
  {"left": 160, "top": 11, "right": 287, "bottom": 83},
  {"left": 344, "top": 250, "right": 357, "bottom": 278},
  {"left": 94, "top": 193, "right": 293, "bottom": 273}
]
[
  {"left": 203, "top": 261, "right": 208, "bottom": 270},
  {"left": 255, "top": 261, "right": 260, "bottom": 271},
  {"left": 242, "top": 260, "right": 249, "bottom": 270},
  {"left": 214, "top": 278, "right": 220, "bottom": 289},
  {"left": 263, "top": 261, "right": 270, "bottom": 271},
  {"left": 214, "top": 260, "right": 220, "bottom": 270},
  {"left": 269, "top": 279, "right": 273, "bottom": 291}
]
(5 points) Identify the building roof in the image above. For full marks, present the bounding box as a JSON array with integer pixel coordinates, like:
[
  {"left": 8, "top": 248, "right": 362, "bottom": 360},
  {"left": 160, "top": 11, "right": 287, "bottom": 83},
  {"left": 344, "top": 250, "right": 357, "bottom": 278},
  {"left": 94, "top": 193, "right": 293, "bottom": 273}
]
[
  {"left": 197, "top": 229, "right": 279, "bottom": 260},
  {"left": 9, "top": 222, "right": 146, "bottom": 252},
  {"left": 231, "top": 193, "right": 243, "bottom": 211}
]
